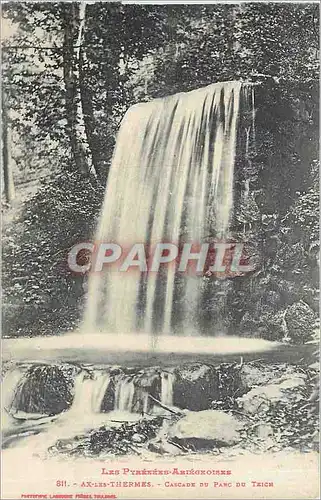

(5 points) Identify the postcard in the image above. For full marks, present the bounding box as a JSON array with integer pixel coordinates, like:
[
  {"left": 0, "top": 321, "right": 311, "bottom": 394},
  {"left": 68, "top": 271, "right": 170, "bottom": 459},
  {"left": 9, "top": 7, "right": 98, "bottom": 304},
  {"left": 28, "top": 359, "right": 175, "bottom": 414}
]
[{"left": 1, "top": 1, "right": 319, "bottom": 499}]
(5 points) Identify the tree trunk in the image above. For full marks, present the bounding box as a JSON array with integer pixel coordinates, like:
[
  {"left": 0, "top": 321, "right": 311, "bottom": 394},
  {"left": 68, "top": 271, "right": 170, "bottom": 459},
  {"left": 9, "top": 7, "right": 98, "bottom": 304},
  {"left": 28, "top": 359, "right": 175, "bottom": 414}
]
[
  {"left": 79, "top": 44, "right": 105, "bottom": 182},
  {"left": 62, "top": 2, "right": 96, "bottom": 179},
  {"left": 2, "top": 88, "right": 15, "bottom": 204}
]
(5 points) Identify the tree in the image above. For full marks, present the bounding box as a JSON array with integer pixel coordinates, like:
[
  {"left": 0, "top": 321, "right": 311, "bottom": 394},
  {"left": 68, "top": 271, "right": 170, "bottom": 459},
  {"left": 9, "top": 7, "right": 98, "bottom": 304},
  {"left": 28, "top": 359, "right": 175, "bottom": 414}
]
[
  {"left": 2, "top": 3, "right": 69, "bottom": 183},
  {"left": 61, "top": 2, "right": 96, "bottom": 179},
  {"left": 1, "top": 87, "right": 15, "bottom": 204}
]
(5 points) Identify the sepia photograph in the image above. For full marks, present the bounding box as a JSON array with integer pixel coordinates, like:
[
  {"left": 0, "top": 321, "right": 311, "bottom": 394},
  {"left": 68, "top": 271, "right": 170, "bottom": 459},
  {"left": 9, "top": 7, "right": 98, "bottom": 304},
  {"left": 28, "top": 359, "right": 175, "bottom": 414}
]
[{"left": 1, "top": 1, "right": 320, "bottom": 498}]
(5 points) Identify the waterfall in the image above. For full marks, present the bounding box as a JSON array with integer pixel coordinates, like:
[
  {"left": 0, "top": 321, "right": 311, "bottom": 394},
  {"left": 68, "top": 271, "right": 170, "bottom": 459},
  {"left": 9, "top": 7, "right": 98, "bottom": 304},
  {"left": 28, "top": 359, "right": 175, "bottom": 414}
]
[
  {"left": 84, "top": 81, "right": 253, "bottom": 337},
  {"left": 114, "top": 376, "right": 135, "bottom": 412},
  {"left": 161, "top": 372, "right": 175, "bottom": 407},
  {"left": 68, "top": 371, "right": 110, "bottom": 415},
  {"left": 2, "top": 366, "right": 175, "bottom": 423}
]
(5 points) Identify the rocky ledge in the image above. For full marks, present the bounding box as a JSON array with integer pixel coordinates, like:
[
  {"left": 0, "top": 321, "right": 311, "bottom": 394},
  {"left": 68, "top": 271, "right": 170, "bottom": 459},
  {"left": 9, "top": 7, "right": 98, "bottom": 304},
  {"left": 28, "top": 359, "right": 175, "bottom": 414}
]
[{"left": 3, "top": 359, "right": 317, "bottom": 457}]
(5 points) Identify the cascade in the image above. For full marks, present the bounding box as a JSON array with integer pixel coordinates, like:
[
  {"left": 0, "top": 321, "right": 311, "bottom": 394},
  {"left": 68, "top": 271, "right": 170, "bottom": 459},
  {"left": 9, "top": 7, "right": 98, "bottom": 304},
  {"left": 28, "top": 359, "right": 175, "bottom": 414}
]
[
  {"left": 84, "top": 82, "right": 254, "bottom": 337},
  {"left": 114, "top": 376, "right": 136, "bottom": 412},
  {"left": 68, "top": 371, "right": 111, "bottom": 416},
  {"left": 160, "top": 372, "right": 175, "bottom": 407}
]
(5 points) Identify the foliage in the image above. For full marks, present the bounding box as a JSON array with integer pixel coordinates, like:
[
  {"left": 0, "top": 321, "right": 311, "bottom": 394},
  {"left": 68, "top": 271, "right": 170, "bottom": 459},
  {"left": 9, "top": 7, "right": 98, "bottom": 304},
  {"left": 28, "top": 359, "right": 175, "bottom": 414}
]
[
  {"left": 130, "top": 4, "right": 319, "bottom": 99},
  {"left": 2, "top": 3, "right": 68, "bottom": 182},
  {"left": 3, "top": 3, "right": 318, "bottom": 181},
  {"left": 2, "top": 167, "right": 104, "bottom": 337}
]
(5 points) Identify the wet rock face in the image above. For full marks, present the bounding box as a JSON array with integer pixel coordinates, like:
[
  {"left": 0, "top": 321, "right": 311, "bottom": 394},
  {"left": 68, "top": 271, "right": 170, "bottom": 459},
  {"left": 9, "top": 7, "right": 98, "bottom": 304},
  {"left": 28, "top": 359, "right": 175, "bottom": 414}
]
[
  {"left": 173, "top": 363, "right": 246, "bottom": 411},
  {"left": 168, "top": 410, "right": 243, "bottom": 448},
  {"left": 100, "top": 368, "right": 124, "bottom": 412},
  {"left": 12, "top": 364, "right": 78, "bottom": 415},
  {"left": 173, "top": 364, "right": 219, "bottom": 411}
]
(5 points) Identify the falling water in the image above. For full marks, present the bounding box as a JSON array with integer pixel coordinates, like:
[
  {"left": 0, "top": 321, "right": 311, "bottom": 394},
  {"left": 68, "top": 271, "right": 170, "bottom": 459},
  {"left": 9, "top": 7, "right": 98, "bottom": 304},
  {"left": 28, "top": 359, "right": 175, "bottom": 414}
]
[
  {"left": 160, "top": 372, "right": 175, "bottom": 407},
  {"left": 114, "top": 376, "right": 136, "bottom": 412},
  {"left": 2, "top": 366, "right": 176, "bottom": 423},
  {"left": 1, "top": 368, "right": 143, "bottom": 452},
  {"left": 68, "top": 371, "right": 111, "bottom": 415},
  {"left": 84, "top": 81, "right": 254, "bottom": 338}
]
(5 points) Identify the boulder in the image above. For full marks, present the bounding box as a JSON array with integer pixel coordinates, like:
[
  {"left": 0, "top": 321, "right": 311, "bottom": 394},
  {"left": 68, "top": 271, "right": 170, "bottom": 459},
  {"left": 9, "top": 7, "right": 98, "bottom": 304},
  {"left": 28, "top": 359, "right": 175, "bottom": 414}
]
[
  {"left": 173, "top": 364, "right": 219, "bottom": 411},
  {"left": 100, "top": 374, "right": 120, "bottom": 412},
  {"left": 238, "top": 374, "right": 306, "bottom": 415},
  {"left": 285, "top": 301, "right": 316, "bottom": 342},
  {"left": 240, "top": 363, "right": 299, "bottom": 389},
  {"left": 168, "top": 410, "right": 243, "bottom": 447},
  {"left": 254, "top": 423, "right": 274, "bottom": 440},
  {"left": 12, "top": 363, "right": 78, "bottom": 415}
]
